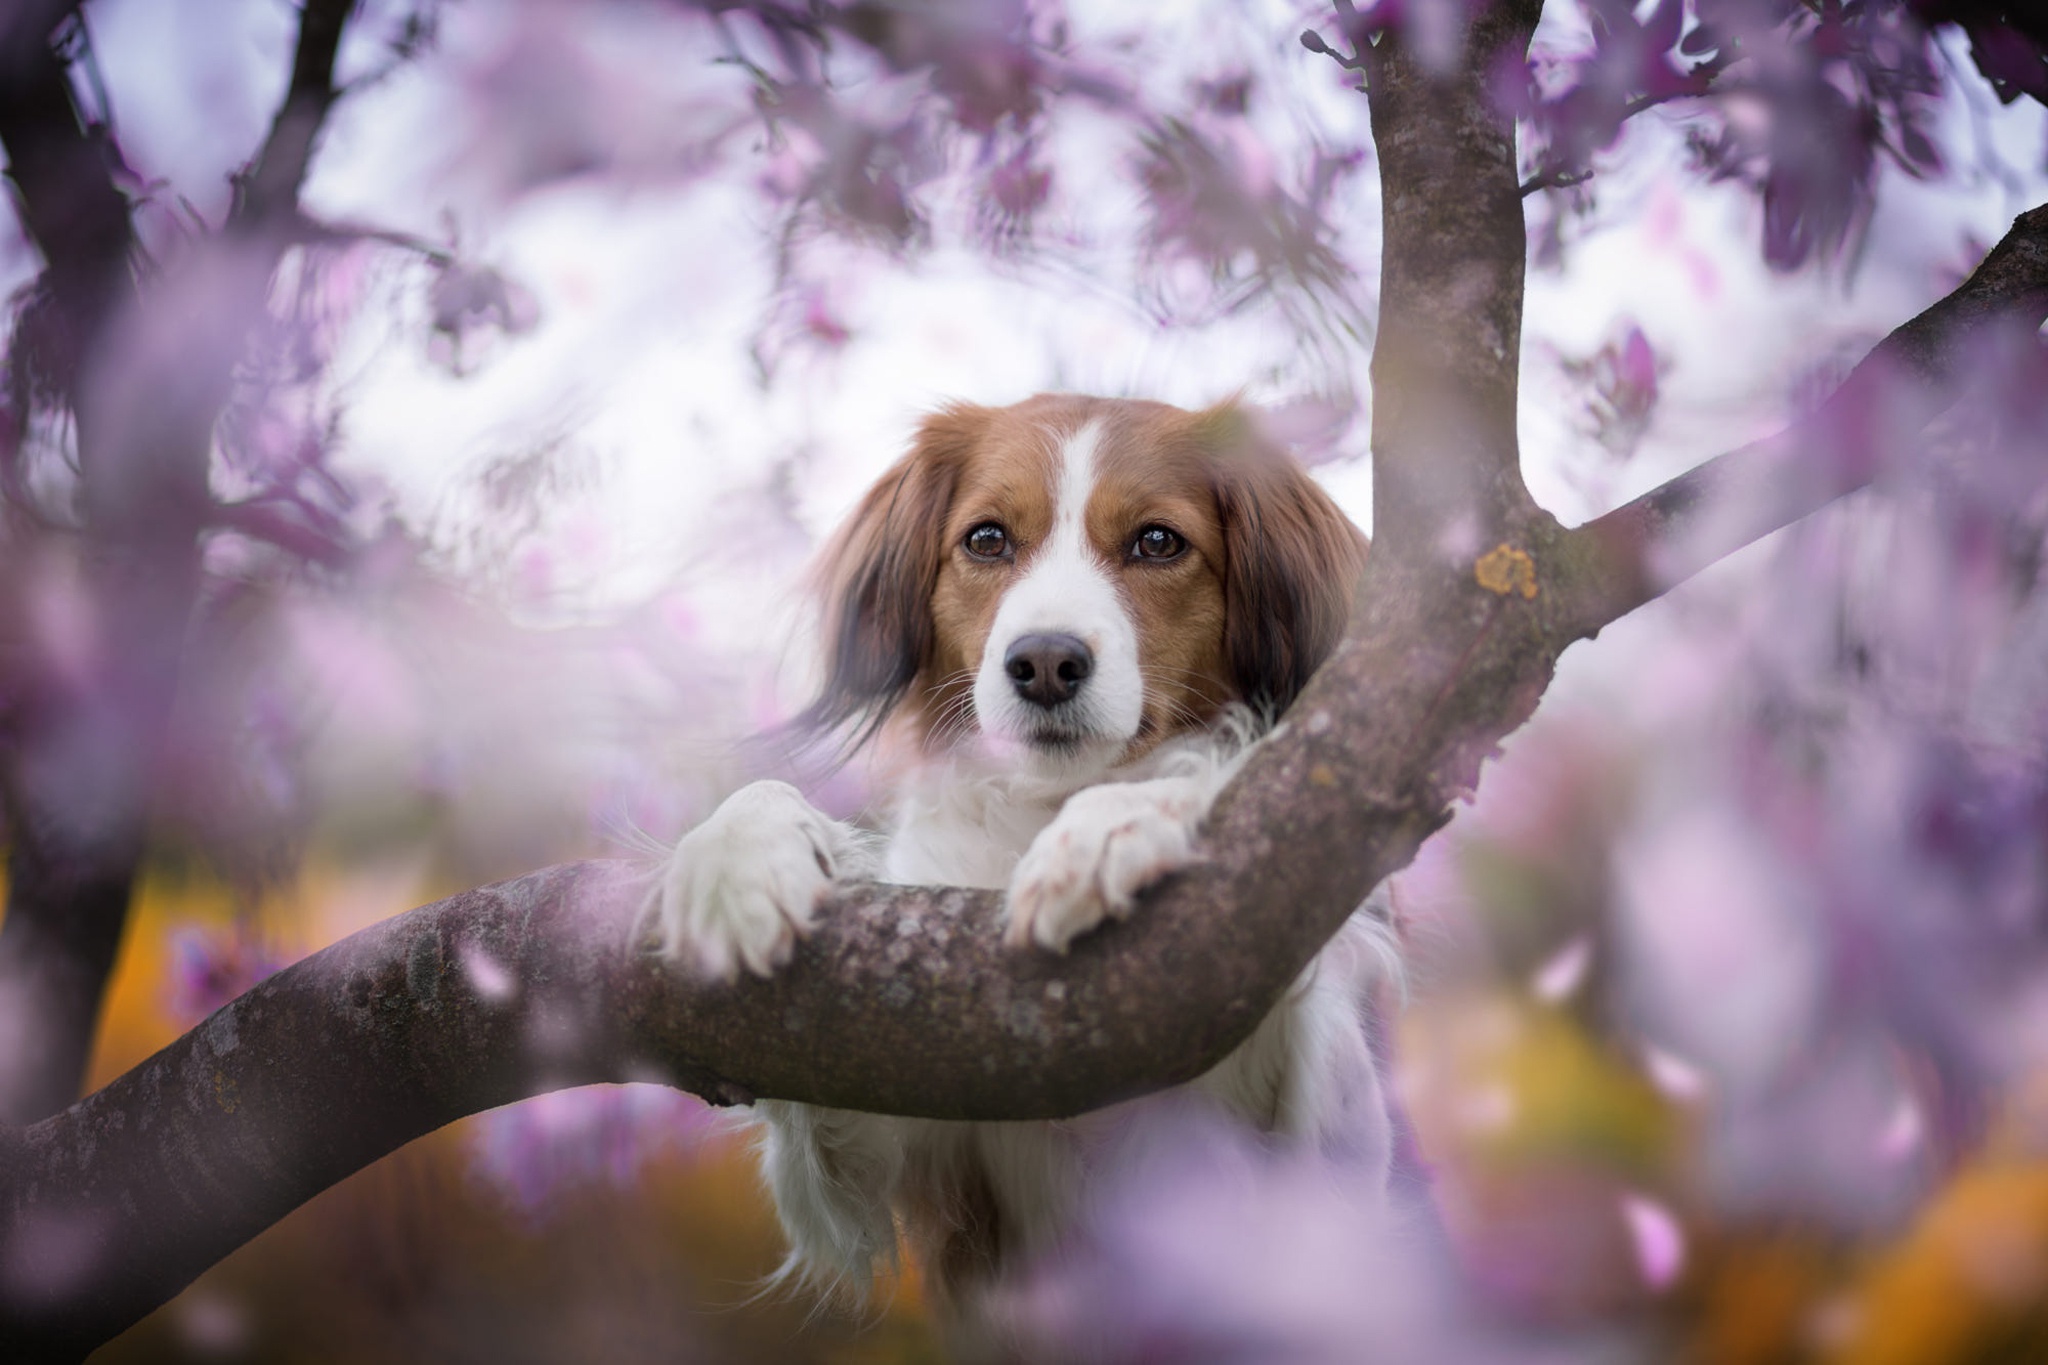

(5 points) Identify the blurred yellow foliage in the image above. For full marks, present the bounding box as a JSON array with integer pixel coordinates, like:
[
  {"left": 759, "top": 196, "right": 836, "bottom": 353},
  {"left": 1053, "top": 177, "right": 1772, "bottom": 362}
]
[
  {"left": 1403, "top": 989, "right": 1677, "bottom": 1176},
  {"left": 1824, "top": 1154, "right": 2048, "bottom": 1364}
]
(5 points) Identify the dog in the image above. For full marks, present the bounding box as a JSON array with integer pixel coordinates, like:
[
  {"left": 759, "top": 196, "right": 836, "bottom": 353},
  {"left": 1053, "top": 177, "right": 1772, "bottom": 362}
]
[{"left": 652, "top": 393, "right": 1395, "bottom": 1349}]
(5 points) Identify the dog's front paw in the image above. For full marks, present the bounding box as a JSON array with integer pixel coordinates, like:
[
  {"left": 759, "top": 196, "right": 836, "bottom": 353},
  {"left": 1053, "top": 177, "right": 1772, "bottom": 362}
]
[
  {"left": 1004, "top": 778, "right": 1207, "bottom": 953},
  {"left": 652, "top": 781, "right": 866, "bottom": 979}
]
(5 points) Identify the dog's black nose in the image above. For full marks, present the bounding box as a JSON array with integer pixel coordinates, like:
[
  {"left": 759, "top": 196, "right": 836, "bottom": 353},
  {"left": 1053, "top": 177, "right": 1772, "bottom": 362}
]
[{"left": 1004, "top": 633, "right": 1092, "bottom": 708}]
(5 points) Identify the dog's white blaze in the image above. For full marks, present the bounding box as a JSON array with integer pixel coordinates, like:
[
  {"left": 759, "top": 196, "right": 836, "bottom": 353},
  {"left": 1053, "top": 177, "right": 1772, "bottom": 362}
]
[{"left": 971, "top": 419, "right": 1144, "bottom": 769}]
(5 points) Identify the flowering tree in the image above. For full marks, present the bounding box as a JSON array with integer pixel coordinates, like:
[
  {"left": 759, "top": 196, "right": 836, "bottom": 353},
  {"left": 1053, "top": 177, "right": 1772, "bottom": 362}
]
[{"left": 2, "top": 0, "right": 2047, "bottom": 1360}]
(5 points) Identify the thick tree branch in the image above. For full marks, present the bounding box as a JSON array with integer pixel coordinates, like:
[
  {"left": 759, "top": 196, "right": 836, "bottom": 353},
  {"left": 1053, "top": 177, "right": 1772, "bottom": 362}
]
[
  {"left": 1366, "top": 0, "right": 1545, "bottom": 560},
  {"left": 1556, "top": 202, "right": 2048, "bottom": 636}
]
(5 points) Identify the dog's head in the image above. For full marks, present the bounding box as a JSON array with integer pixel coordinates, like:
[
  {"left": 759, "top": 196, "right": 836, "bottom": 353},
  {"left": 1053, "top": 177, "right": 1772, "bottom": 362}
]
[{"left": 801, "top": 394, "right": 1366, "bottom": 775}]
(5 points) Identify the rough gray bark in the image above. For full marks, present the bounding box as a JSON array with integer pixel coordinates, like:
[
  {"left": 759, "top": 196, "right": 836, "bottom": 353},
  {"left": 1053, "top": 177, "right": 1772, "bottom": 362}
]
[
  {"left": 4, "top": 2, "right": 2048, "bottom": 1361},
  {"left": 1363, "top": 0, "right": 1545, "bottom": 559}
]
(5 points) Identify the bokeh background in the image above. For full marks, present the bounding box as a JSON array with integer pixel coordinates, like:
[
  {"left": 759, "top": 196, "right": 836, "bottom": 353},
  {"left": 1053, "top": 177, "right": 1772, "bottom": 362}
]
[{"left": 4, "top": 0, "right": 2048, "bottom": 1359}]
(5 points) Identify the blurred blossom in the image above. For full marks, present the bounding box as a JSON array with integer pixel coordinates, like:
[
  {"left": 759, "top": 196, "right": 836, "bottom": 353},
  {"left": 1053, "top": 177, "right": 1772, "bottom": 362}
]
[
  {"left": 0, "top": 1207, "right": 111, "bottom": 1306},
  {"left": 1617, "top": 1191, "right": 1685, "bottom": 1291},
  {"left": 977, "top": 142, "right": 1053, "bottom": 244},
  {"left": 836, "top": 0, "right": 1049, "bottom": 134},
  {"left": 426, "top": 259, "right": 541, "bottom": 375},
  {"left": 1639, "top": 1043, "right": 1710, "bottom": 1103},
  {"left": 1613, "top": 801, "right": 1823, "bottom": 1092},
  {"left": 1706, "top": 1033, "right": 1939, "bottom": 1230},
  {"left": 1135, "top": 112, "right": 1359, "bottom": 321},
  {"left": 1555, "top": 321, "right": 1662, "bottom": 460},
  {"left": 1532, "top": 932, "right": 1594, "bottom": 1003},
  {"left": 166, "top": 923, "right": 288, "bottom": 1025},
  {"left": 466, "top": 1085, "right": 725, "bottom": 1217},
  {"left": 448, "top": 0, "right": 754, "bottom": 198},
  {"left": 1248, "top": 393, "right": 1362, "bottom": 467},
  {"left": 174, "top": 1291, "right": 251, "bottom": 1356},
  {"left": 1478, "top": 0, "right": 1986, "bottom": 268},
  {"left": 796, "top": 284, "right": 852, "bottom": 347},
  {"left": 459, "top": 940, "right": 517, "bottom": 1002},
  {"left": 1394, "top": 288, "right": 2048, "bottom": 1332},
  {"left": 1686, "top": 1, "right": 1945, "bottom": 268},
  {"left": 993, "top": 1104, "right": 1621, "bottom": 1364}
]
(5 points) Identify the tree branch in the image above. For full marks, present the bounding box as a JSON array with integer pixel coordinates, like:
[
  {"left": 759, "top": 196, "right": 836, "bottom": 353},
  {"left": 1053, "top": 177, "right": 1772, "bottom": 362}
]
[
  {"left": 0, "top": 5, "right": 1579, "bottom": 1353},
  {"left": 1556, "top": 202, "right": 2048, "bottom": 637},
  {"left": 230, "top": 0, "right": 350, "bottom": 233},
  {"left": 1366, "top": 0, "right": 1545, "bottom": 561},
  {"left": 1518, "top": 57, "right": 1734, "bottom": 198},
  {"left": 0, "top": 9, "right": 135, "bottom": 422}
]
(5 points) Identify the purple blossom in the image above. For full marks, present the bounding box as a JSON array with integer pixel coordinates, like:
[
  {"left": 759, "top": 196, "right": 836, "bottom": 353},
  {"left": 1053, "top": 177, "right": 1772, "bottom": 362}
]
[
  {"left": 166, "top": 923, "right": 289, "bottom": 1025},
  {"left": 1557, "top": 321, "right": 1663, "bottom": 459},
  {"left": 466, "top": 1085, "right": 727, "bottom": 1218}
]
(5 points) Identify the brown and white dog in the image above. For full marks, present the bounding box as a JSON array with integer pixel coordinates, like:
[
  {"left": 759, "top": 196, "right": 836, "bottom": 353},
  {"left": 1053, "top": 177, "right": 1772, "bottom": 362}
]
[{"left": 653, "top": 393, "right": 1394, "bottom": 1345}]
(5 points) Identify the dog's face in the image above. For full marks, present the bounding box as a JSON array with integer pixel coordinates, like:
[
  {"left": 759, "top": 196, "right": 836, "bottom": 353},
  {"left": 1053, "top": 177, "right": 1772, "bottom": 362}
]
[{"left": 804, "top": 394, "right": 1366, "bottom": 775}]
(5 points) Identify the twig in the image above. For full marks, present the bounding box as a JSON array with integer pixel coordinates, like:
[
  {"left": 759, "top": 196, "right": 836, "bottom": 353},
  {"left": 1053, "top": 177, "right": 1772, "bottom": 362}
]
[{"left": 230, "top": 0, "right": 354, "bottom": 233}]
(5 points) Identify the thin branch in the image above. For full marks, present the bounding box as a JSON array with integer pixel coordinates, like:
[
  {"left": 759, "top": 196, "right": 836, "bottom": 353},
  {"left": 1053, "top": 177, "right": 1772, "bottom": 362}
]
[
  {"left": 293, "top": 213, "right": 456, "bottom": 265},
  {"left": 230, "top": 0, "right": 352, "bottom": 234},
  {"left": 1519, "top": 165, "right": 1593, "bottom": 197},
  {"left": 1298, "top": 25, "right": 1369, "bottom": 76},
  {"left": 1556, "top": 201, "right": 2048, "bottom": 636},
  {"left": 1518, "top": 58, "right": 1733, "bottom": 198}
]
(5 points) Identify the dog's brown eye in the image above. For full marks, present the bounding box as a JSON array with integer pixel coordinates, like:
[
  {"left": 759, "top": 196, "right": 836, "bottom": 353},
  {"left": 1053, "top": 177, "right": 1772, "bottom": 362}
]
[
  {"left": 964, "top": 523, "right": 1010, "bottom": 560},
  {"left": 1131, "top": 525, "right": 1186, "bottom": 561}
]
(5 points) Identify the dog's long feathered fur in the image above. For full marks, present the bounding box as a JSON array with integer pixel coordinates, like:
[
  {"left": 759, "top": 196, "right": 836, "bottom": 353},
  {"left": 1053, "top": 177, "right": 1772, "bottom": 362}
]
[{"left": 653, "top": 394, "right": 1394, "bottom": 1355}]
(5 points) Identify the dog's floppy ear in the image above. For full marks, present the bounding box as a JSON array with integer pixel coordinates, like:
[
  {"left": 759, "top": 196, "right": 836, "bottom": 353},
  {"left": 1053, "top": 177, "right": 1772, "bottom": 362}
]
[
  {"left": 1203, "top": 404, "right": 1368, "bottom": 716},
  {"left": 796, "top": 403, "right": 990, "bottom": 745}
]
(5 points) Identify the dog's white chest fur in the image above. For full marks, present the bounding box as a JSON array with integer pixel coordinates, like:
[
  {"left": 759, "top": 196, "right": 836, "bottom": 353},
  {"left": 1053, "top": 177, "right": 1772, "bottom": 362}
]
[{"left": 882, "top": 758, "right": 1067, "bottom": 890}]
